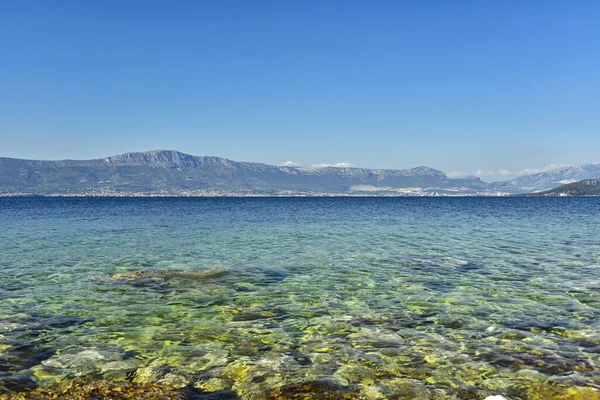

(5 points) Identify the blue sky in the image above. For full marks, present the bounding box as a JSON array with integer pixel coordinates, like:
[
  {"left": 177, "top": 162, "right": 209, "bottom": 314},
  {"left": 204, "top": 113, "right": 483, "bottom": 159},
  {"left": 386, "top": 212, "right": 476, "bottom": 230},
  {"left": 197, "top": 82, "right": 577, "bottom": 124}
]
[{"left": 1, "top": 1, "right": 599, "bottom": 181}]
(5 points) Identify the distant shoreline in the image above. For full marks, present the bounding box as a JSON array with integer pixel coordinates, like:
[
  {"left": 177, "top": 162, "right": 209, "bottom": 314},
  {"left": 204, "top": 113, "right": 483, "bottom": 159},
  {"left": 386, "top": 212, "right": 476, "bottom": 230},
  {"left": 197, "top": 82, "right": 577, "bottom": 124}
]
[
  {"left": 1, "top": 193, "right": 596, "bottom": 198},
  {"left": 0, "top": 193, "right": 505, "bottom": 198}
]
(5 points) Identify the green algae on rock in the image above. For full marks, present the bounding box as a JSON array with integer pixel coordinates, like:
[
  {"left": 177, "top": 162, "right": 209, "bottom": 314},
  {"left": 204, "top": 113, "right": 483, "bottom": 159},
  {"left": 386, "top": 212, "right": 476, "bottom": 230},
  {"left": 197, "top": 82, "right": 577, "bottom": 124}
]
[
  {"left": 266, "top": 379, "right": 365, "bottom": 399},
  {"left": 0, "top": 380, "right": 188, "bottom": 400},
  {"left": 110, "top": 269, "right": 230, "bottom": 281}
]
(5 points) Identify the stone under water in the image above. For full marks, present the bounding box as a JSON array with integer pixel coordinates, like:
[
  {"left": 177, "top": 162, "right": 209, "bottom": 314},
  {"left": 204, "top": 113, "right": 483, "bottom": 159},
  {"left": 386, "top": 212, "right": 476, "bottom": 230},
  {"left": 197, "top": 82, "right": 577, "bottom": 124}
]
[
  {"left": 0, "top": 380, "right": 187, "bottom": 400},
  {"left": 110, "top": 269, "right": 230, "bottom": 281}
]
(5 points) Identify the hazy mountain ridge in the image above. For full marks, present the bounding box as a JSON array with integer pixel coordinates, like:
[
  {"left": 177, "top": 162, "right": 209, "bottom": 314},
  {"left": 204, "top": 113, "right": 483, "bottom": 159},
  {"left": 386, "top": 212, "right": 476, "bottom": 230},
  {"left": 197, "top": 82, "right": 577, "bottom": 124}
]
[
  {"left": 103, "top": 150, "right": 274, "bottom": 170},
  {"left": 1, "top": 150, "right": 598, "bottom": 196},
  {"left": 534, "top": 179, "right": 600, "bottom": 196},
  {"left": 496, "top": 163, "right": 600, "bottom": 192},
  {"left": 104, "top": 151, "right": 450, "bottom": 180}
]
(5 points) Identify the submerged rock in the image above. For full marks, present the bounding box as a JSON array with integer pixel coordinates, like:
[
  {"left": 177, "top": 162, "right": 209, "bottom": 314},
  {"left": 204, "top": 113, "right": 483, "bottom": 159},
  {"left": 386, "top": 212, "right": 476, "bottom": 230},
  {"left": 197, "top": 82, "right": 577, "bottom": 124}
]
[
  {"left": 194, "top": 377, "right": 234, "bottom": 392},
  {"left": 266, "top": 379, "right": 364, "bottom": 399},
  {"left": 0, "top": 313, "right": 94, "bottom": 376},
  {"left": 30, "top": 347, "right": 141, "bottom": 385},
  {"left": 0, "top": 374, "right": 37, "bottom": 394},
  {"left": 0, "top": 379, "right": 188, "bottom": 399},
  {"left": 133, "top": 366, "right": 173, "bottom": 384},
  {"left": 0, "top": 315, "right": 93, "bottom": 335},
  {"left": 261, "top": 269, "right": 293, "bottom": 284},
  {"left": 347, "top": 327, "right": 405, "bottom": 349},
  {"left": 110, "top": 269, "right": 230, "bottom": 281}
]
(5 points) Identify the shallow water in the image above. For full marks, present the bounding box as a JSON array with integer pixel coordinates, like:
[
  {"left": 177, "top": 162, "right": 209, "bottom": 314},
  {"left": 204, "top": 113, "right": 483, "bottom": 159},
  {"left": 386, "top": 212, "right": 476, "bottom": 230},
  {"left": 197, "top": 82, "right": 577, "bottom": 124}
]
[{"left": 1, "top": 197, "right": 599, "bottom": 399}]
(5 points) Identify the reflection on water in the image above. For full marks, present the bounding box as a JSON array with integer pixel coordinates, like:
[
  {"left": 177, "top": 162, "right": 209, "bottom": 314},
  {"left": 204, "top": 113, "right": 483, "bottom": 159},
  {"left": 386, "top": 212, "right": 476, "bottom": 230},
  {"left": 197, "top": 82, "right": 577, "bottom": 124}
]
[{"left": 1, "top": 197, "right": 599, "bottom": 399}]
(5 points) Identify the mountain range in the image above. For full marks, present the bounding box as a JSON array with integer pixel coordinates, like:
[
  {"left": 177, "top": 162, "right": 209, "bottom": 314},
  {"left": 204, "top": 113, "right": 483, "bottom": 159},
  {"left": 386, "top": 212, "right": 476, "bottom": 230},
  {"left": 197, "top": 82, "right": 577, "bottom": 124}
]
[{"left": 0, "top": 150, "right": 599, "bottom": 196}]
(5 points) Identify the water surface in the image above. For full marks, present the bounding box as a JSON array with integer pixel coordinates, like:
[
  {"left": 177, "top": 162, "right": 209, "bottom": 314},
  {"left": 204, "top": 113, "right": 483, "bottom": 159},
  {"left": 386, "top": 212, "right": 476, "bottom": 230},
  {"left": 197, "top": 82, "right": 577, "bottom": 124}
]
[{"left": 1, "top": 198, "right": 599, "bottom": 399}]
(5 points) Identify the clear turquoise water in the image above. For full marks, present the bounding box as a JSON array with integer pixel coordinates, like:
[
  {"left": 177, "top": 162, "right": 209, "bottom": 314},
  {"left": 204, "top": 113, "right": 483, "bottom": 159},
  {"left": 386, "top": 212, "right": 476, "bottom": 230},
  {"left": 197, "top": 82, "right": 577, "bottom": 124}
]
[{"left": 1, "top": 198, "right": 599, "bottom": 399}]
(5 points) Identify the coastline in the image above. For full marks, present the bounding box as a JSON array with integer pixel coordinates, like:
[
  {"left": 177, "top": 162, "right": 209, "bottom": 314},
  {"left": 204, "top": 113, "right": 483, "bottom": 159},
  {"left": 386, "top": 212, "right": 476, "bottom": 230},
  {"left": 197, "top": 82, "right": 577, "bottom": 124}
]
[{"left": 0, "top": 192, "right": 513, "bottom": 198}]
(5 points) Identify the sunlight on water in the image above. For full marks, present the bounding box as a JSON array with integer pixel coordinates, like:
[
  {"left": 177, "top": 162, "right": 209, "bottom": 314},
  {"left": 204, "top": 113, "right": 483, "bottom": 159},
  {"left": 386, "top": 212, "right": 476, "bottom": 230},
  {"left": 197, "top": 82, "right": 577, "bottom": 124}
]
[{"left": 1, "top": 198, "right": 599, "bottom": 399}]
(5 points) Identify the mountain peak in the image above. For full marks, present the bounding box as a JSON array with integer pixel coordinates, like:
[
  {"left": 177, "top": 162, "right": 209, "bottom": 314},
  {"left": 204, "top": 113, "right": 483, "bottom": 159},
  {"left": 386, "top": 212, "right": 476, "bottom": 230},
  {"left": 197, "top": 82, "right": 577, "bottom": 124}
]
[
  {"left": 104, "top": 150, "right": 223, "bottom": 168},
  {"left": 408, "top": 166, "right": 447, "bottom": 178}
]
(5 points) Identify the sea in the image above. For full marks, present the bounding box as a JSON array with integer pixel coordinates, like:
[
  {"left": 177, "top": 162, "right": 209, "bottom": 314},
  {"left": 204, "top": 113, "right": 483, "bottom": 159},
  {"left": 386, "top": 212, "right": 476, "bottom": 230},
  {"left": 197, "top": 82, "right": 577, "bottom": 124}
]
[{"left": 1, "top": 197, "right": 599, "bottom": 399}]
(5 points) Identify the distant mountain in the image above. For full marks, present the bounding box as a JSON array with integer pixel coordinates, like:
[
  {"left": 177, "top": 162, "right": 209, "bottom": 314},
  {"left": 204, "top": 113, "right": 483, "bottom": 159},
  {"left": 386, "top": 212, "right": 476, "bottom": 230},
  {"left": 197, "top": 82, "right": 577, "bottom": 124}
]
[
  {"left": 493, "top": 164, "right": 600, "bottom": 193},
  {"left": 0, "top": 150, "right": 498, "bottom": 196},
  {"left": 533, "top": 179, "right": 600, "bottom": 196}
]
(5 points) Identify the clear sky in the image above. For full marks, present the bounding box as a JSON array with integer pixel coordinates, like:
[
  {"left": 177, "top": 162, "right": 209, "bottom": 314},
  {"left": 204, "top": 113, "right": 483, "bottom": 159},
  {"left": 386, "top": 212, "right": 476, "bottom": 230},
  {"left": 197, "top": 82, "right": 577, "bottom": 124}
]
[{"left": 1, "top": 1, "right": 599, "bottom": 181}]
